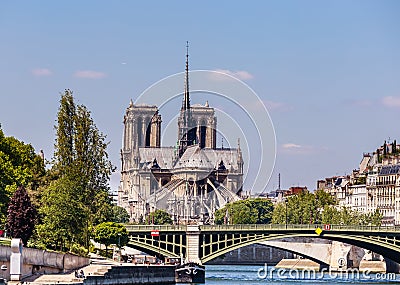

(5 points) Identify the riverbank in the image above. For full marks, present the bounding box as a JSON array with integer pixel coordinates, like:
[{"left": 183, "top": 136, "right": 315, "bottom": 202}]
[
  {"left": 18, "top": 258, "right": 175, "bottom": 285},
  {"left": 275, "top": 258, "right": 320, "bottom": 271}
]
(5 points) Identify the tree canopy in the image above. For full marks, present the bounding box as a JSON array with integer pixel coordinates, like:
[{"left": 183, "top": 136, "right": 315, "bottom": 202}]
[
  {"left": 0, "top": 125, "right": 45, "bottom": 223},
  {"left": 35, "top": 90, "right": 115, "bottom": 251},
  {"left": 6, "top": 186, "right": 37, "bottom": 245},
  {"left": 93, "top": 222, "right": 128, "bottom": 250},
  {"left": 214, "top": 198, "right": 274, "bottom": 225},
  {"left": 271, "top": 190, "right": 382, "bottom": 226},
  {"left": 109, "top": 205, "right": 130, "bottom": 224},
  {"left": 146, "top": 209, "right": 173, "bottom": 225}
]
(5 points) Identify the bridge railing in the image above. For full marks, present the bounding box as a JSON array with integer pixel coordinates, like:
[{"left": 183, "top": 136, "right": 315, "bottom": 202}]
[
  {"left": 200, "top": 224, "right": 400, "bottom": 232},
  {"left": 125, "top": 224, "right": 187, "bottom": 232},
  {"left": 124, "top": 224, "right": 400, "bottom": 233}
]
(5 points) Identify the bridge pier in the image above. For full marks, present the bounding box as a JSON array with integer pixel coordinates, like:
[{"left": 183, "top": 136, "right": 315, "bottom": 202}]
[{"left": 185, "top": 225, "right": 201, "bottom": 264}]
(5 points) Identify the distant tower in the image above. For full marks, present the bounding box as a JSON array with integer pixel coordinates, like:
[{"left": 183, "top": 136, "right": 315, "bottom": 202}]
[
  {"left": 278, "top": 173, "right": 281, "bottom": 190},
  {"left": 39, "top": 149, "right": 45, "bottom": 161},
  {"left": 120, "top": 101, "right": 162, "bottom": 221},
  {"left": 121, "top": 101, "right": 161, "bottom": 170}
]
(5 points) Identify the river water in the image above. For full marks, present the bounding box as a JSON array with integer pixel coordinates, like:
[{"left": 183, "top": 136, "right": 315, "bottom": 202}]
[{"left": 197, "top": 265, "right": 400, "bottom": 285}]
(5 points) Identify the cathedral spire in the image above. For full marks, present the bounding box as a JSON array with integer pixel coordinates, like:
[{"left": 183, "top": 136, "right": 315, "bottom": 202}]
[
  {"left": 177, "top": 41, "right": 194, "bottom": 158},
  {"left": 183, "top": 41, "right": 190, "bottom": 110}
]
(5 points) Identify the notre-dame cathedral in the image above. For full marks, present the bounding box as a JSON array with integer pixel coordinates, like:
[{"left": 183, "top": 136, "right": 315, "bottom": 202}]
[{"left": 118, "top": 47, "right": 244, "bottom": 223}]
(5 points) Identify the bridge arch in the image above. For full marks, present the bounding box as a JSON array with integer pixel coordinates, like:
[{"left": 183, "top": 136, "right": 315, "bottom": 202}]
[
  {"left": 127, "top": 235, "right": 331, "bottom": 266},
  {"left": 200, "top": 232, "right": 400, "bottom": 264},
  {"left": 205, "top": 238, "right": 332, "bottom": 266}
]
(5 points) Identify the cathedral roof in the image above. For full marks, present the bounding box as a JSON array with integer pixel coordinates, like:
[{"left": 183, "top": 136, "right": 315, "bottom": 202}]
[
  {"left": 175, "top": 145, "right": 214, "bottom": 170},
  {"left": 203, "top": 148, "right": 241, "bottom": 171},
  {"left": 138, "top": 145, "right": 242, "bottom": 172},
  {"left": 176, "top": 145, "right": 241, "bottom": 171},
  {"left": 139, "top": 147, "right": 175, "bottom": 169}
]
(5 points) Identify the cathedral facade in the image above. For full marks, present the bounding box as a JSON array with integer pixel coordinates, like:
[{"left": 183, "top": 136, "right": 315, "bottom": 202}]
[{"left": 118, "top": 48, "right": 243, "bottom": 223}]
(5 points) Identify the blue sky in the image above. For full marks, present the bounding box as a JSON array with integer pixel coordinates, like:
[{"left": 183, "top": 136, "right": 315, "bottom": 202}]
[{"left": 1, "top": 1, "right": 399, "bottom": 193}]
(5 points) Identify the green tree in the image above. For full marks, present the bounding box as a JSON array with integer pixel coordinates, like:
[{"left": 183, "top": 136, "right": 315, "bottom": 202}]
[
  {"left": 383, "top": 140, "right": 387, "bottom": 155},
  {"left": 146, "top": 209, "right": 173, "bottom": 225},
  {"left": 287, "top": 192, "right": 316, "bottom": 224},
  {"left": 366, "top": 209, "right": 383, "bottom": 226},
  {"left": 36, "top": 177, "right": 86, "bottom": 251},
  {"left": 0, "top": 125, "right": 45, "bottom": 223},
  {"left": 53, "top": 91, "right": 75, "bottom": 170},
  {"left": 271, "top": 202, "right": 287, "bottom": 224},
  {"left": 321, "top": 206, "right": 382, "bottom": 226},
  {"left": 314, "top": 189, "right": 336, "bottom": 208},
  {"left": 214, "top": 199, "right": 274, "bottom": 225},
  {"left": 272, "top": 190, "right": 336, "bottom": 225},
  {"left": 109, "top": 205, "right": 130, "bottom": 224},
  {"left": 320, "top": 205, "right": 340, "bottom": 224},
  {"left": 93, "top": 222, "right": 128, "bottom": 253},
  {"left": 6, "top": 186, "right": 37, "bottom": 245},
  {"left": 245, "top": 198, "right": 274, "bottom": 224},
  {"left": 37, "top": 90, "right": 115, "bottom": 251}
]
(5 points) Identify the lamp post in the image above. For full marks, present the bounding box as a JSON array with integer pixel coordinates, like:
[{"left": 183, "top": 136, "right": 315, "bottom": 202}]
[
  {"left": 285, "top": 199, "right": 288, "bottom": 229},
  {"left": 118, "top": 233, "right": 121, "bottom": 262}
]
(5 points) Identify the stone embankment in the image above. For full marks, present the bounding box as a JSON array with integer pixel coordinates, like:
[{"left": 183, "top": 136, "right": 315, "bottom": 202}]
[
  {"left": 276, "top": 258, "right": 388, "bottom": 273},
  {"left": 0, "top": 244, "right": 89, "bottom": 280},
  {"left": 275, "top": 258, "right": 320, "bottom": 271},
  {"left": 20, "top": 259, "right": 175, "bottom": 285},
  {"left": 359, "top": 260, "right": 386, "bottom": 273}
]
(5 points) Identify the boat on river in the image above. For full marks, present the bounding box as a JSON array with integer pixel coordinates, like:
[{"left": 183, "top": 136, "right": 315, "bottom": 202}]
[{"left": 175, "top": 262, "right": 205, "bottom": 283}]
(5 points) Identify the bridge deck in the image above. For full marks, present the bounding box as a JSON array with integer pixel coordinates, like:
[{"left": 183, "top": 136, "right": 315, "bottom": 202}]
[{"left": 126, "top": 224, "right": 400, "bottom": 233}]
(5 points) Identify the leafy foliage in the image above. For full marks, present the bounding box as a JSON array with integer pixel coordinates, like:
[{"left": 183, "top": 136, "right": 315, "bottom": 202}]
[
  {"left": 109, "top": 205, "right": 130, "bottom": 224},
  {"left": 272, "top": 190, "right": 382, "bottom": 226},
  {"left": 0, "top": 126, "right": 45, "bottom": 223},
  {"left": 321, "top": 206, "right": 382, "bottom": 226},
  {"left": 6, "top": 186, "right": 37, "bottom": 245},
  {"left": 145, "top": 209, "right": 173, "bottom": 225},
  {"left": 272, "top": 190, "right": 336, "bottom": 224},
  {"left": 36, "top": 176, "right": 86, "bottom": 251},
  {"left": 36, "top": 90, "right": 115, "bottom": 251},
  {"left": 214, "top": 198, "right": 274, "bottom": 225},
  {"left": 93, "top": 222, "right": 128, "bottom": 251}
]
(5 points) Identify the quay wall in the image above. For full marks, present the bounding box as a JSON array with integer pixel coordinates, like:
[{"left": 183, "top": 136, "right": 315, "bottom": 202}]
[
  {"left": 0, "top": 245, "right": 89, "bottom": 280},
  {"left": 23, "top": 247, "right": 89, "bottom": 270},
  {"left": 84, "top": 265, "right": 175, "bottom": 285}
]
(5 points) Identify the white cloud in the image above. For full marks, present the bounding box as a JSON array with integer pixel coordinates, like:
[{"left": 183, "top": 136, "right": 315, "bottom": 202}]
[
  {"left": 210, "top": 69, "right": 254, "bottom": 81},
  {"left": 74, "top": 70, "right": 107, "bottom": 79},
  {"left": 382, "top": 96, "right": 400, "bottom": 108},
  {"left": 282, "top": 143, "right": 302, "bottom": 149},
  {"left": 281, "top": 143, "right": 327, "bottom": 155},
  {"left": 32, "top": 68, "right": 52, "bottom": 76}
]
